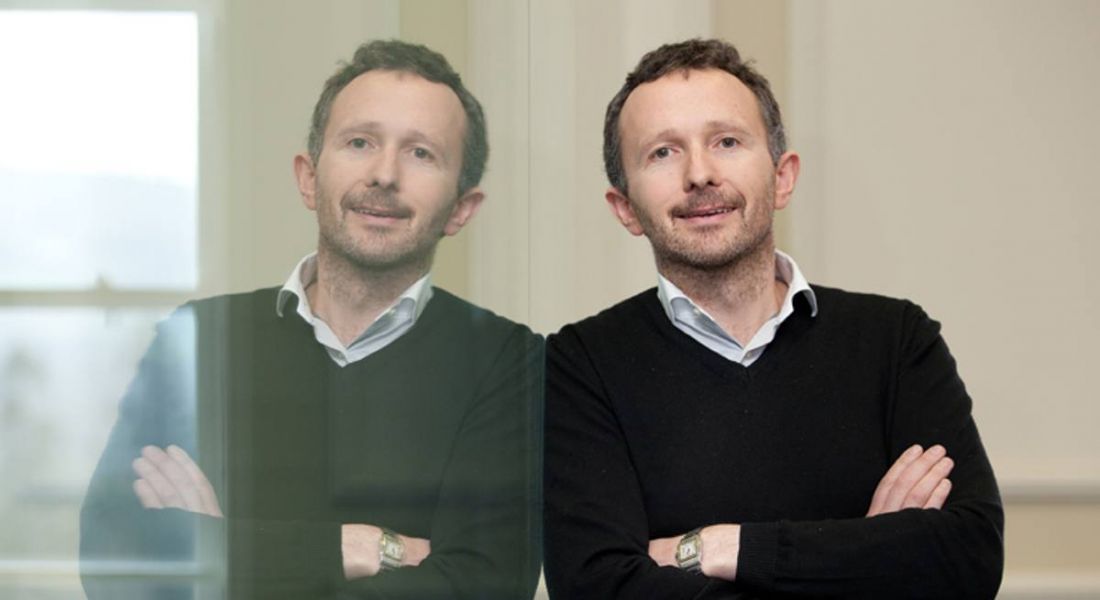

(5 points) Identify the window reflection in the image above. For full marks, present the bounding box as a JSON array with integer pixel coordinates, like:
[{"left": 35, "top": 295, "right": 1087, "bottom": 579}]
[
  {"left": 0, "top": 308, "right": 172, "bottom": 596},
  {"left": 0, "top": 8, "right": 199, "bottom": 598},
  {"left": 0, "top": 10, "right": 198, "bottom": 290}
]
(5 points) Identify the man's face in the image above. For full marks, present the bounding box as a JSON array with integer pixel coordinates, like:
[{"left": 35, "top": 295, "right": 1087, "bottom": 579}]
[
  {"left": 606, "top": 68, "right": 797, "bottom": 271},
  {"left": 295, "top": 69, "right": 482, "bottom": 272}
]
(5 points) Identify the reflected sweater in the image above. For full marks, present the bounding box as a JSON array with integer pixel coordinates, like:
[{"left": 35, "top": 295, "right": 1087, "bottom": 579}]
[{"left": 81, "top": 287, "right": 543, "bottom": 600}]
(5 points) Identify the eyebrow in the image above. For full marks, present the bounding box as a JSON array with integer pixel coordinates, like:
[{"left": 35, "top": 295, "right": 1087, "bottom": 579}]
[
  {"left": 702, "top": 120, "right": 755, "bottom": 139},
  {"left": 336, "top": 121, "right": 384, "bottom": 137}
]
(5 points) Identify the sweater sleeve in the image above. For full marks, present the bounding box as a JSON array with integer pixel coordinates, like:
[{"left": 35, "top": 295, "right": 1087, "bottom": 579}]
[
  {"left": 335, "top": 327, "right": 543, "bottom": 600},
  {"left": 79, "top": 307, "right": 344, "bottom": 599},
  {"left": 544, "top": 328, "right": 759, "bottom": 600},
  {"left": 735, "top": 303, "right": 1004, "bottom": 599},
  {"left": 79, "top": 306, "right": 209, "bottom": 599}
]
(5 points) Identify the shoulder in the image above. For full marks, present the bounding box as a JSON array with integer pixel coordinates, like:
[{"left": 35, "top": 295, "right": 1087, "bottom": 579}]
[
  {"left": 811, "top": 283, "right": 910, "bottom": 313},
  {"left": 546, "top": 289, "right": 660, "bottom": 371},
  {"left": 149, "top": 287, "right": 284, "bottom": 347},
  {"left": 809, "top": 284, "right": 944, "bottom": 344},
  {"left": 428, "top": 287, "right": 543, "bottom": 353},
  {"left": 179, "top": 287, "right": 281, "bottom": 317},
  {"left": 551, "top": 288, "right": 657, "bottom": 343}
]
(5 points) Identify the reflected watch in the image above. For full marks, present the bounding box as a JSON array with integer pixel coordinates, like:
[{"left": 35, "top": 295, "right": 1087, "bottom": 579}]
[{"left": 378, "top": 527, "right": 405, "bottom": 571}]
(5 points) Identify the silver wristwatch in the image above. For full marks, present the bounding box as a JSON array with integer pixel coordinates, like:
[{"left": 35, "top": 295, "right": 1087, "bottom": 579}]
[
  {"left": 378, "top": 527, "right": 406, "bottom": 571},
  {"left": 675, "top": 528, "right": 703, "bottom": 573}
]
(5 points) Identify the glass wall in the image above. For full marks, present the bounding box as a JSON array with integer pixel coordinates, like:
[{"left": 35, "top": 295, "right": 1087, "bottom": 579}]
[{"left": 3, "top": 1, "right": 1098, "bottom": 598}]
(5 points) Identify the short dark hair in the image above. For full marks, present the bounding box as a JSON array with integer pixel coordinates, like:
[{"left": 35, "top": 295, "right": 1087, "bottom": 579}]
[
  {"left": 308, "top": 39, "right": 488, "bottom": 195},
  {"left": 603, "top": 38, "right": 786, "bottom": 193}
]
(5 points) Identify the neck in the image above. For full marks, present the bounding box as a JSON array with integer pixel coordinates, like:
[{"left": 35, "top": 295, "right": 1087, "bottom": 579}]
[
  {"left": 307, "top": 247, "right": 430, "bottom": 346},
  {"left": 658, "top": 237, "right": 787, "bottom": 346}
]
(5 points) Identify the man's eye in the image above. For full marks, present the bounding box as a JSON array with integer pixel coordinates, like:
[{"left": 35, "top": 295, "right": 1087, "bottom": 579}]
[
  {"left": 349, "top": 138, "right": 368, "bottom": 149},
  {"left": 719, "top": 137, "right": 738, "bottom": 149},
  {"left": 412, "top": 147, "right": 434, "bottom": 161},
  {"left": 652, "top": 147, "right": 672, "bottom": 160}
]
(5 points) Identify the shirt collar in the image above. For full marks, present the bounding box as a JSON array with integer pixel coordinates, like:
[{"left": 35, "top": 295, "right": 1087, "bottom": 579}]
[
  {"left": 275, "top": 252, "right": 434, "bottom": 324},
  {"left": 657, "top": 249, "right": 819, "bottom": 325}
]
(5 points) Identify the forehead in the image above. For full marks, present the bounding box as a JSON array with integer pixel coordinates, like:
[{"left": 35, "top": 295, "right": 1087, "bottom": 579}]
[
  {"left": 326, "top": 69, "right": 466, "bottom": 145},
  {"left": 618, "top": 68, "right": 766, "bottom": 143}
]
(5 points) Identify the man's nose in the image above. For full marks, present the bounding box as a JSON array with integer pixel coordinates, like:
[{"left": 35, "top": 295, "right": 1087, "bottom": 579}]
[
  {"left": 368, "top": 147, "right": 400, "bottom": 190},
  {"left": 683, "top": 147, "right": 719, "bottom": 192}
]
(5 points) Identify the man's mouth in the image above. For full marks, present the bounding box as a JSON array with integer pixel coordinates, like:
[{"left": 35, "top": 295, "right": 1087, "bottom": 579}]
[
  {"left": 341, "top": 188, "right": 412, "bottom": 222},
  {"left": 349, "top": 206, "right": 410, "bottom": 219},
  {"left": 671, "top": 189, "right": 745, "bottom": 222},
  {"left": 675, "top": 205, "right": 737, "bottom": 219}
]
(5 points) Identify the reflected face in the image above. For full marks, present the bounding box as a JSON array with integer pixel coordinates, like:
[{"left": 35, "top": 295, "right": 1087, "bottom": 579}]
[
  {"left": 297, "top": 69, "right": 481, "bottom": 271},
  {"left": 608, "top": 68, "right": 788, "bottom": 270}
]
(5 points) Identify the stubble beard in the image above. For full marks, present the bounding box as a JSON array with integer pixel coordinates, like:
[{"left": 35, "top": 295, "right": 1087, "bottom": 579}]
[
  {"left": 316, "top": 186, "right": 442, "bottom": 277},
  {"left": 640, "top": 184, "right": 776, "bottom": 275}
]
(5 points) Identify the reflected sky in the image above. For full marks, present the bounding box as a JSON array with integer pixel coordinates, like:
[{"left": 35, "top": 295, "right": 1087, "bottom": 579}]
[{"left": 0, "top": 10, "right": 198, "bottom": 290}]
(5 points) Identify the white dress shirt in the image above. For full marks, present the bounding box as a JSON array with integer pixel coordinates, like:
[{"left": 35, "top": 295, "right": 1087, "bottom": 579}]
[
  {"left": 275, "top": 253, "right": 433, "bottom": 367},
  {"left": 656, "top": 250, "right": 819, "bottom": 366}
]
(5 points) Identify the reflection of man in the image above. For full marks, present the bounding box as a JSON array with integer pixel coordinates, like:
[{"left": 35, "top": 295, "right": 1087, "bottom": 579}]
[
  {"left": 81, "top": 40, "right": 541, "bottom": 600},
  {"left": 544, "top": 39, "right": 1003, "bottom": 599}
]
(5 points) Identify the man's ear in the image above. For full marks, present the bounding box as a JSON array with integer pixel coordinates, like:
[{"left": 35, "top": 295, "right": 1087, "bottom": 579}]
[
  {"left": 773, "top": 151, "right": 801, "bottom": 211},
  {"left": 294, "top": 153, "right": 318, "bottom": 210},
  {"left": 605, "top": 187, "right": 645, "bottom": 236},
  {"left": 443, "top": 187, "right": 485, "bottom": 236}
]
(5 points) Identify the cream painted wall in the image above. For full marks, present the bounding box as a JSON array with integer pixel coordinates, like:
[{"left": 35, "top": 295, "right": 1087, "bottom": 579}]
[
  {"left": 789, "top": 0, "right": 1100, "bottom": 489},
  {"left": 787, "top": 1, "right": 1100, "bottom": 596}
]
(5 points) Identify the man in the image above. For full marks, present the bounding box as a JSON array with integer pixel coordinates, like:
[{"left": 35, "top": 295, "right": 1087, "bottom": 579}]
[
  {"left": 81, "top": 40, "right": 541, "bottom": 600},
  {"left": 544, "top": 39, "right": 1003, "bottom": 599}
]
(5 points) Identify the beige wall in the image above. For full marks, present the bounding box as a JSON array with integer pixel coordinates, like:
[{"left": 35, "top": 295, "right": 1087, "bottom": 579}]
[{"left": 786, "top": 2, "right": 1100, "bottom": 596}]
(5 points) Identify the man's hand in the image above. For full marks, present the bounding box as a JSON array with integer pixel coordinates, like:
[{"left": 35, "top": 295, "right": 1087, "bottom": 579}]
[
  {"left": 341, "top": 525, "right": 431, "bottom": 579},
  {"left": 647, "top": 535, "right": 679, "bottom": 568},
  {"left": 131, "top": 444, "right": 223, "bottom": 517},
  {"left": 866, "top": 444, "right": 954, "bottom": 517}
]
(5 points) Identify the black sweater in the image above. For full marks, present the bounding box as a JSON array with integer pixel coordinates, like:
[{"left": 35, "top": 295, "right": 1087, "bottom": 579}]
[
  {"left": 545, "top": 286, "right": 1003, "bottom": 599},
  {"left": 81, "top": 287, "right": 543, "bottom": 600}
]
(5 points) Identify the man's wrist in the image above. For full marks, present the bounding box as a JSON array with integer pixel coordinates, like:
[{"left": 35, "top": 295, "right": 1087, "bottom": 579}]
[
  {"left": 699, "top": 524, "right": 740, "bottom": 581},
  {"left": 342, "top": 524, "right": 383, "bottom": 579}
]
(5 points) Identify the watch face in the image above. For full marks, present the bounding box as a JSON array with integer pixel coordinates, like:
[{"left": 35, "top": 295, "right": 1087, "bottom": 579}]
[
  {"left": 677, "top": 538, "right": 699, "bottom": 561},
  {"left": 382, "top": 536, "right": 404, "bottom": 559}
]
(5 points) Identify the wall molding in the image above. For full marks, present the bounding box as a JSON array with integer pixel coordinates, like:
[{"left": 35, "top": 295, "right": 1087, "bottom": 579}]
[
  {"left": 999, "top": 572, "right": 1100, "bottom": 600},
  {"left": 1001, "top": 481, "right": 1100, "bottom": 504}
]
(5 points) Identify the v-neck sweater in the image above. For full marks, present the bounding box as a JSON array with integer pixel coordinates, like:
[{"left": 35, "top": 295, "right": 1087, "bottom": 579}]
[
  {"left": 545, "top": 285, "right": 1003, "bottom": 599},
  {"left": 81, "top": 287, "right": 543, "bottom": 600}
]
